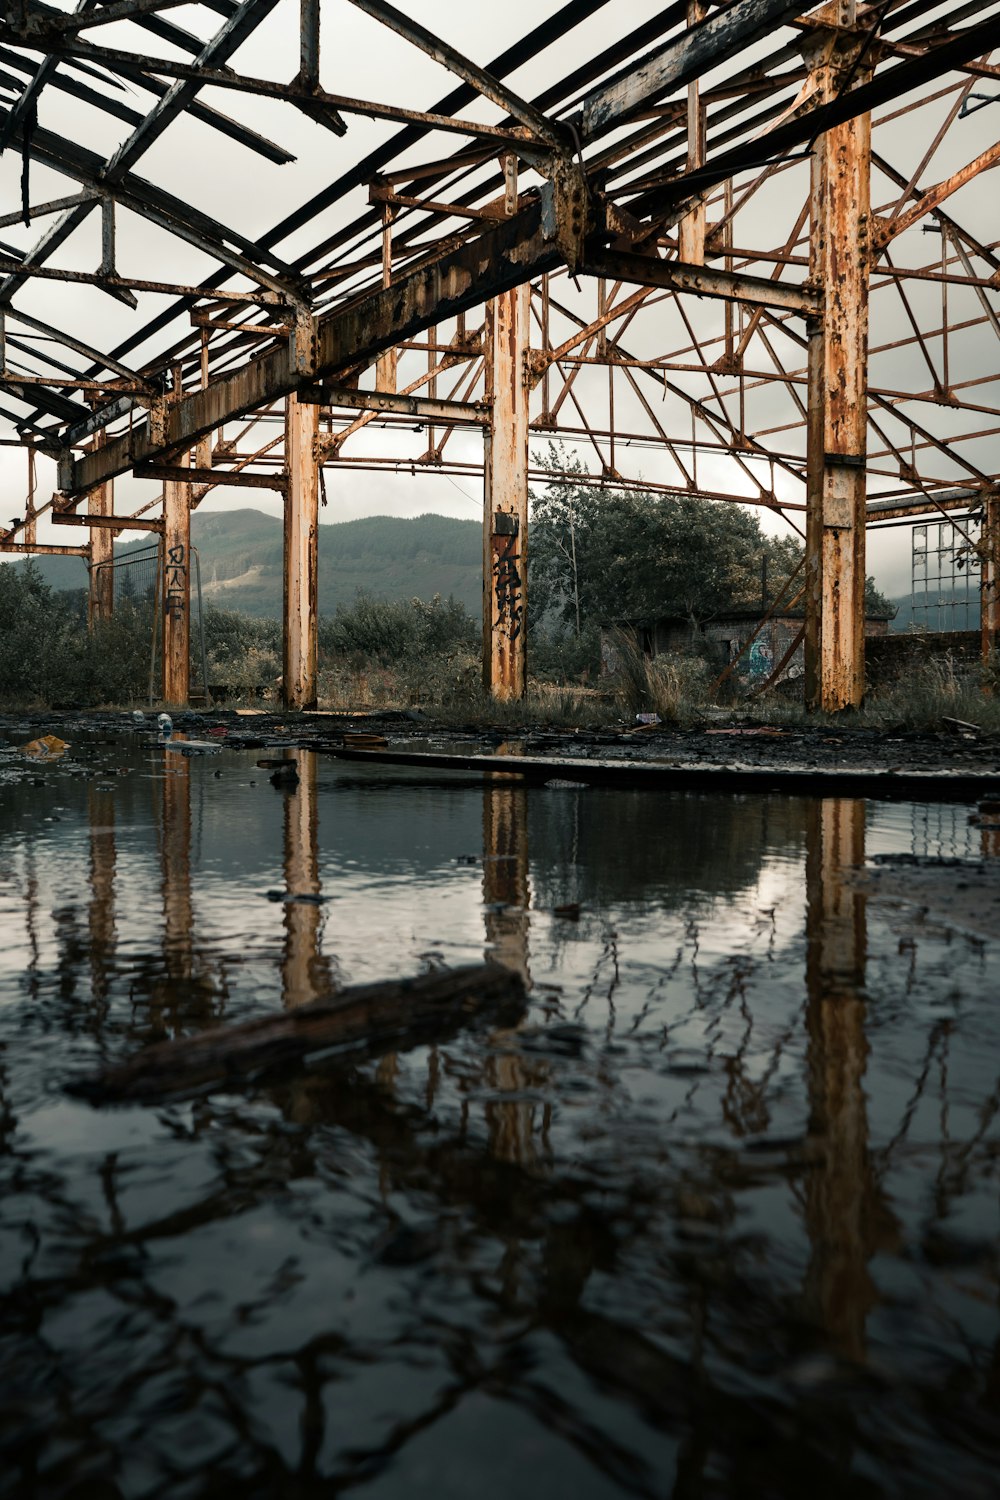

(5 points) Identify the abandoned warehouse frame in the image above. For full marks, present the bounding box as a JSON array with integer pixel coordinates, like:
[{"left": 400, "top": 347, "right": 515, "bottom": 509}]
[{"left": 0, "top": 0, "right": 999, "bottom": 712}]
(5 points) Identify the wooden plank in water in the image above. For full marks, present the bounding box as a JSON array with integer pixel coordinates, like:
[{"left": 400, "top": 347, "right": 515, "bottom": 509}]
[
  {"left": 69, "top": 964, "right": 525, "bottom": 1106},
  {"left": 319, "top": 745, "right": 1000, "bottom": 801}
]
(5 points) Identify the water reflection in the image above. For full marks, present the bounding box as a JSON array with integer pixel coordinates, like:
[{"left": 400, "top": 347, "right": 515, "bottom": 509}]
[
  {"left": 1, "top": 737, "right": 998, "bottom": 1497},
  {"left": 804, "top": 800, "right": 895, "bottom": 1363},
  {"left": 280, "top": 751, "right": 334, "bottom": 1009}
]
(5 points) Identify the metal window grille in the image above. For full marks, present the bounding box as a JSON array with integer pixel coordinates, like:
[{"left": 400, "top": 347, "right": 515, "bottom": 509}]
[{"left": 910, "top": 515, "right": 982, "bottom": 632}]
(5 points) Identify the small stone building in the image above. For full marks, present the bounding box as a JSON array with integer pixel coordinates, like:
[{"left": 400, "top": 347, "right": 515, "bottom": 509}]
[{"left": 602, "top": 605, "right": 892, "bottom": 683}]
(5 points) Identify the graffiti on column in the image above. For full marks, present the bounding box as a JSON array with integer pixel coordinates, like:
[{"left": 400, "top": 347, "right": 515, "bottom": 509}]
[
  {"left": 165, "top": 542, "right": 187, "bottom": 618},
  {"left": 492, "top": 533, "right": 523, "bottom": 642}
]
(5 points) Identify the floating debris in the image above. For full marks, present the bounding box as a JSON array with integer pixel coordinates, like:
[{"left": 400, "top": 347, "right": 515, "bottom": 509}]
[{"left": 20, "top": 734, "right": 70, "bottom": 759}]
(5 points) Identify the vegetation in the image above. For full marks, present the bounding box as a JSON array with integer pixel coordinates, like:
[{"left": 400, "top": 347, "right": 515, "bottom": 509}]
[
  {"left": 0, "top": 562, "right": 150, "bottom": 705},
  {"left": 528, "top": 445, "right": 895, "bottom": 642}
]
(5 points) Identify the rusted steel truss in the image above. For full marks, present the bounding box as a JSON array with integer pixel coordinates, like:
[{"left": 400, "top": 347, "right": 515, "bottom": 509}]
[{"left": 0, "top": 1, "right": 997, "bottom": 706}]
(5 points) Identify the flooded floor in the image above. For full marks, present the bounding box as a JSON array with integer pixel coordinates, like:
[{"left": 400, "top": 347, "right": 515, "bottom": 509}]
[{"left": 1, "top": 731, "right": 998, "bottom": 1498}]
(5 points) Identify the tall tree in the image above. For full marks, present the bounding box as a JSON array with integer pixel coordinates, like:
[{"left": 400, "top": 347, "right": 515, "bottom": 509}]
[{"left": 529, "top": 446, "right": 804, "bottom": 633}]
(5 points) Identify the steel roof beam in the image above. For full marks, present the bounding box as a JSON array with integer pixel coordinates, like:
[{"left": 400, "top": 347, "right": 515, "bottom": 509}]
[
  {"left": 579, "top": 0, "right": 806, "bottom": 138},
  {"left": 4, "top": 118, "right": 307, "bottom": 300},
  {"left": 344, "top": 0, "right": 571, "bottom": 151},
  {"left": 0, "top": 44, "right": 294, "bottom": 164}
]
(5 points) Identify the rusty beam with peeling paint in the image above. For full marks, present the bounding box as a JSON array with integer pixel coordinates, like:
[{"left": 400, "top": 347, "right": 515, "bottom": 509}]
[
  {"left": 304, "top": 385, "right": 489, "bottom": 426},
  {"left": 53, "top": 513, "right": 164, "bottom": 532},
  {"left": 162, "top": 451, "right": 191, "bottom": 708},
  {"left": 136, "top": 464, "right": 287, "bottom": 491},
  {"left": 580, "top": 0, "right": 805, "bottom": 137},
  {"left": 579, "top": 251, "right": 823, "bottom": 314},
  {"left": 805, "top": 36, "right": 872, "bottom": 714},
  {"left": 0, "top": 542, "right": 89, "bottom": 556},
  {"left": 61, "top": 203, "right": 564, "bottom": 497},
  {"left": 483, "top": 285, "right": 530, "bottom": 701},
  {"left": 283, "top": 394, "right": 320, "bottom": 712},
  {"left": 87, "top": 476, "right": 114, "bottom": 628}
]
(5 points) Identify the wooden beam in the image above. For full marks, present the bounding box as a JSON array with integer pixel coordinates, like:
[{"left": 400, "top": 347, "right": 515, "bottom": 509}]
[{"left": 67, "top": 963, "right": 526, "bottom": 1105}]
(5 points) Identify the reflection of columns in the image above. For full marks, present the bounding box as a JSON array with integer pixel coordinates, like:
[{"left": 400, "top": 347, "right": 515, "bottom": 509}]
[
  {"left": 162, "top": 451, "right": 191, "bottom": 706},
  {"left": 804, "top": 22, "right": 871, "bottom": 712},
  {"left": 88, "top": 785, "right": 117, "bottom": 1005},
  {"left": 483, "top": 776, "right": 537, "bottom": 1165},
  {"left": 804, "top": 798, "right": 885, "bottom": 1361},
  {"left": 484, "top": 285, "right": 529, "bottom": 700},
  {"left": 281, "top": 751, "right": 329, "bottom": 1008},
  {"left": 160, "top": 754, "right": 193, "bottom": 989},
  {"left": 284, "top": 393, "right": 320, "bottom": 711},
  {"left": 482, "top": 776, "right": 530, "bottom": 983}
]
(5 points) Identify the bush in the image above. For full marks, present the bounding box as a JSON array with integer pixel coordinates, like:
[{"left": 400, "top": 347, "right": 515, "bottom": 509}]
[
  {"left": 204, "top": 606, "right": 281, "bottom": 696},
  {"left": 318, "top": 591, "right": 476, "bottom": 667},
  {"left": 529, "top": 622, "right": 602, "bottom": 684}
]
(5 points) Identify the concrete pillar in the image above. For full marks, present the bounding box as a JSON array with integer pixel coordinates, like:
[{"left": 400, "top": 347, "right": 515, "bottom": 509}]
[
  {"left": 483, "top": 284, "right": 530, "bottom": 700},
  {"left": 283, "top": 393, "right": 320, "bottom": 711},
  {"left": 162, "top": 450, "right": 191, "bottom": 706},
  {"left": 804, "top": 26, "right": 871, "bottom": 712}
]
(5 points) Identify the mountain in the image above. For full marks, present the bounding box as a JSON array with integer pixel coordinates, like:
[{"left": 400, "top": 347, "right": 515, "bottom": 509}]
[
  {"left": 13, "top": 510, "right": 482, "bottom": 617},
  {"left": 888, "top": 591, "right": 980, "bottom": 632}
]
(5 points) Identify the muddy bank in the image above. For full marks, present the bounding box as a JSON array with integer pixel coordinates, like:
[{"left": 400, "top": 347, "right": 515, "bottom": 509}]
[{"left": 2, "top": 706, "right": 999, "bottom": 780}]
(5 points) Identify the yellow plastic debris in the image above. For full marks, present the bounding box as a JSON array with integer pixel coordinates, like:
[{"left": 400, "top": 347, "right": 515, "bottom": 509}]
[{"left": 21, "top": 734, "right": 70, "bottom": 759}]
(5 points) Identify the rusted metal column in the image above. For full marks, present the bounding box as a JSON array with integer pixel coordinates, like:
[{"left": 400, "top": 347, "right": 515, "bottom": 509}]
[
  {"left": 804, "top": 22, "right": 871, "bottom": 712},
  {"left": 283, "top": 393, "right": 320, "bottom": 710},
  {"left": 981, "top": 490, "right": 1000, "bottom": 677},
  {"left": 375, "top": 205, "right": 397, "bottom": 394},
  {"left": 87, "top": 475, "right": 115, "bottom": 627},
  {"left": 162, "top": 449, "right": 191, "bottom": 706},
  {"left": 678, "top": 0, "right": 706, "bottom": 265},
  {"left": 483, "top": 284, "right": 529, "bottom": 700}
]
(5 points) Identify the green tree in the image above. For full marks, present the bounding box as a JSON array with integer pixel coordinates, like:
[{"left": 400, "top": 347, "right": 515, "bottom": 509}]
[{"left": 529, "top": 444, "right": 804, "bottom": 632}]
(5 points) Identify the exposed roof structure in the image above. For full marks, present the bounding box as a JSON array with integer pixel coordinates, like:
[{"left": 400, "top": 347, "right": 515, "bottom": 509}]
[{"left": 0, "top": 0, "right": 998, "bottom": 707}]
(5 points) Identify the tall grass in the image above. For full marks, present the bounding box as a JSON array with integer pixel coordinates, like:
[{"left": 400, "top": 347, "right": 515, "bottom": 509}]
[{"left": 607, "top": 629, "right": 710, "bottom": 723}]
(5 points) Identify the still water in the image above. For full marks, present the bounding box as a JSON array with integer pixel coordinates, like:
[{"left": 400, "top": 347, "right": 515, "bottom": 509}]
[{"left": 1, "top": 732, "right": 998, "bottom": 1498}]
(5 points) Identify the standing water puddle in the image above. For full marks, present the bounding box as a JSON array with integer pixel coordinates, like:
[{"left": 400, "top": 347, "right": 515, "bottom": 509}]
[{"left": 1, "top": 733, "right": 998, "bottom": 1497}]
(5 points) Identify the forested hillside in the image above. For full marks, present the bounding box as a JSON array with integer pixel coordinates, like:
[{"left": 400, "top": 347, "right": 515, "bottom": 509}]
[{"left": 18, "top": 510, "right": 482, "bottom": 616}]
